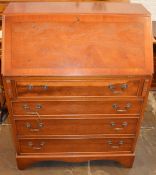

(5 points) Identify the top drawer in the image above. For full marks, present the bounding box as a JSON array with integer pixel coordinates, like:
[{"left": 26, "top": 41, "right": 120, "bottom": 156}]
[{"left": 9, "top": 78, "right": 144, "bottom": 98}]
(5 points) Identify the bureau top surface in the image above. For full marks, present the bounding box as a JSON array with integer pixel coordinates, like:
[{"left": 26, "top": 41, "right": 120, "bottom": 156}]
[
  {"left": 4, "top": 2, "right": 149, "bottom": 15},
  {"left": 2, "top": 2, "right": 153, "bottom": 76}
]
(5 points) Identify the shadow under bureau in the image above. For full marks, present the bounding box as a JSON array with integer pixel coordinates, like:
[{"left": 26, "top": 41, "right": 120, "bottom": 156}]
[{"left": 2, "top": 2, "right": 153, "bottom": 169}]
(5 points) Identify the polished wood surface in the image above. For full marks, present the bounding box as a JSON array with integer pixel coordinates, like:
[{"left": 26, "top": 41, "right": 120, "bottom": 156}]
[
  {"left": 12, "top": 99, "right": 143, "bottom": 115},
  {"left": 2, "top": 2, "right": 153, "bottom": 170},
  {"left": 0, "top": 0, "right": 130, "bottom": 15},
  {"left": 4, "top": 2, "right": 148, "bottom": 14},
  {"left": 16, "top": 153, "right": 135, "bottom": 169},
  {"left": 18, "top": 137, "right": 134, "bottom": 153},
  {"left": 14, "top": 78, "right": 143, "bottom": 98},
  {"left": 2, "top": 2, "right": 153, "bottom": 76},
  {"left": 15, "top": 117, "right": 138, "bottom": 136}
]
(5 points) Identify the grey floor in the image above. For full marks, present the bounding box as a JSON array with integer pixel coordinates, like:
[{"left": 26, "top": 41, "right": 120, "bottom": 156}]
[{"left": 0, "top": 92, "right": 156, "bottom": 175}]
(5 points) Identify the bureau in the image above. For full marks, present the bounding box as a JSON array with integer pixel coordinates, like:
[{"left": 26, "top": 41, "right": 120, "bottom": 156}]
[{"left": 2, "top": 2, "right": 153, "bottom": 169}]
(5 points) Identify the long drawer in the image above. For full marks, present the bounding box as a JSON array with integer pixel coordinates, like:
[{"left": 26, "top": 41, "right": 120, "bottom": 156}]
[
  {"left": 15, "top": 118, "right": 138, "bottom": 136},
  {"left": 12, "top": 99, "right": 143, "bottom": 115},
  {"left": 10, "top": 78, "right": 144, "bottom": 98},
  {"left": 18, "top": 137, "right": 134, "bottom": 154}
]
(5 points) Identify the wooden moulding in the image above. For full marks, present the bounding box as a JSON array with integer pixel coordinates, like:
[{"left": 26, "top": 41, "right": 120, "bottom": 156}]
[{"left": 16, "top": 153, "right": 135, "bottom": 170}]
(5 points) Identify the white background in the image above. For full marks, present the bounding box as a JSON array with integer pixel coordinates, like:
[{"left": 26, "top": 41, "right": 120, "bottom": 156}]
[{"left": 131, "top": 0, "right": 156, "bottom": 21}]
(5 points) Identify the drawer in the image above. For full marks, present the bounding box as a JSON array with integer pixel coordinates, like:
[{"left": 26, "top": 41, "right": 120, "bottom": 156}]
[
  {"left": 18, "top": 137, "right": 134, "bottom": 154},
  {"left": 12, "top": 99, "right": 143, "bottom": 115},
  {"left": 13, "top": 78, "right": 143, "bottom": 98},
  {"left": 15, "top": 118, "right": 138, "bottom": 136}
]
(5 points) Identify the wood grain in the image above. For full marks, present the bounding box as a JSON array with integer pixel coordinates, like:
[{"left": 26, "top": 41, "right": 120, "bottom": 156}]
[
  {"left": 2, "top": 3, "right": 153, "bottom": 76},
  {"left": 2, "top": 2, "right": 153, "bottom": 169},
  {"left": 15, "top": 117, "right": 138, "bottom": 136}
]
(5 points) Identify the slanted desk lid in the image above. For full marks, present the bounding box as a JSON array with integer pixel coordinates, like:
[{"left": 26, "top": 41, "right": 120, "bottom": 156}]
[{"left": 2, "top": 2, "right": 153, "bottom": 76}]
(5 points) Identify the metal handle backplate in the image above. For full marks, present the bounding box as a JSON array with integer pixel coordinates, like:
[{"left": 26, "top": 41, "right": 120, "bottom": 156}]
[
  {"left": 112, "top": 103, "right": 132, "bottom": 112},
  {"left": 108, "top": 83, "right": 128, "bottom": 94},
  {"left": 28, "top": 141, "right": 45, "bottom": 150},
  {"left": 110, "top": 121, "right": 128, "bottom": 130},
  {"left": 107, "top": 140, "right": 124, "bottom": 149},
  {"left": 25, "top": 122, "right": 44, "bottom": 132},
  {"left": 27, "top": 84, "right": 48, "bottom": 91},
  {"left": 23, "top": 104, "right": 42, "bottom": 111}
]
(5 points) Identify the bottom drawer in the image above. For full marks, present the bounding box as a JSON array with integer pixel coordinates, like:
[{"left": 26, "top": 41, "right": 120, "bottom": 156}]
[{"left": 18, "top": 137, "right": 134, "bottom": 154}]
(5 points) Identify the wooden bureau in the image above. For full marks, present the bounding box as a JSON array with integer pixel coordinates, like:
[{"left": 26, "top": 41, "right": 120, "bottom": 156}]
[{"left": 2, "top": 2, "right": 153, "bottom": 169}]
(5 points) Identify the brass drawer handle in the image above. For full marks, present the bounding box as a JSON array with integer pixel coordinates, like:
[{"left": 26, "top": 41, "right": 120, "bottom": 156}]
[
  {"left": 23, "top": 104, "right": 42, "bottom": 111},
  {"left": 23, "top": 104, "right": 30, "bottom": 110},
  {"left": 22, "top": 104, "right": 42, "bottom": 120},
  {"left": 36, "top": 104, "right": 42, "bottom": 109},
  {"left": 111, "top": 145, "right": 120, "bottom": 149},
  {"left": 27, "top": 84, "right": 33, "bottom": 90},
  {"left": 22, "top": 104, "right": 43, "bottom": 128},
  {"left": 107, "top": 140, "right": 113, "bottom": 145},
  {"left": 27, "top": 84, "right": 48, "bottom": 90},
  {"left": 25, "top": 122, "right": 44, "bottom": 132},
  {"left": 108, "top": 83, "right": 128, "bottom": 94},
  {"left": 110, "top": 121, "right": 128, "bottom": 130},
  {"left": 42, "top": 85, "right": 48, "bottom": 90},
  {"left": 122, "top": 121, "right": 128, "bottom": 127},
  {"left": 112, "top": 103, "right": 131, "bottom": 112},
  {"left": 28, "top": 141, "right": 45, "bottom": 150},
  {"left": 107, "top": 140, "right": 124, "bottom": 149}
]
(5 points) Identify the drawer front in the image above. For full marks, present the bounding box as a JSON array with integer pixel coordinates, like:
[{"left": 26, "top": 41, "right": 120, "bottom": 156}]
[
  {"left": 19, "top": 137, "right": 134, "bottom": 154},
  {"left": 15, "top": 118, "right": 138, "bottom": 136},
  {"left": 14, "top": 78, "right": 143, "bottom": 98},
  {"left": 12, "top": 99, "right": 143, "bottom": 115}
]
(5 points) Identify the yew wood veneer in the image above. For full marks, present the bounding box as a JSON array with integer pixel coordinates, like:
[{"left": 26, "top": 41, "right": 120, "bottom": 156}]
[{"left": 2, "top": 2, "right": 153, "bottom": 169}]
